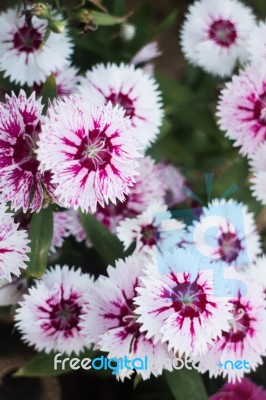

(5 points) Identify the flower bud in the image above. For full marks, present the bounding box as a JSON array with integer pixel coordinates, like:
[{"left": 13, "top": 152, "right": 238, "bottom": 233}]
[
  {"left": 75, "top": 9, "right": 93, "bottom": 25},
  {"left": 120, "top": 23, "right": 136, "bottom": 41},
  {"left": 48, "top": 19, "right": 66, "bottom": 34},
  {"left": 31, "top": 3, "right": 50, "bottom": 19}
]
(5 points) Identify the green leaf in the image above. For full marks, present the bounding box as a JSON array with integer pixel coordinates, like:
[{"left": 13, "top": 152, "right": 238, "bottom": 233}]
[
  {"left": 155, "top": 73, "right": 206, "bottom": 109},
  {"left": 74, "top": 34, "right": 116, "bottom": 60},
  {"left": 79, "top": 211, "right": 124, "bottom": 265},
  {"left": 41, "top": 74, "right": 57, "bottom": 113},
  {"left": 91, "top": 10, "right": 130, "bottom": 25},
  {"left": 27, "top": 207, "right": 53, "bottom": 278},
  {"left": 148, "top": 133, "right": 194, "bottom": 166},
  {"left": 14, "top": 352, "right": 70, "bottom": 377},
  {"left": 155, "top": 73, "right": 226, "bottom": 150},
  {"left": 164, "top": 369, "right": 208, "bottom": 400},
  {"left": 87, "top": 0, "right": 107, "bottom": 12},
  {"left": 153, "top": 10, "right": 177, "bottom": 35},
  {"left": 112, "top": 0, "right": 125, "bottom": 15},
  {"left": 14, "top": 349, "right": 95, "bottom": 377},
  {"left": 157, "top": 117, "right": 172, "bottom": 140}
]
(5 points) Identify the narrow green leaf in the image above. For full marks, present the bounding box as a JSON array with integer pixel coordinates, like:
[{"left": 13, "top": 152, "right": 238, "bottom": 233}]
[
  {"left": 164, "top": 369, "right": 208, "bottom": 400},
  {"left": 41, "top": 74, "right": 57, "bottom": 113},
  {"left": 153, "top": 10, "right": 178, "bottom": 35},
  {"left": 27, "top": 207, "right": 53, "bottom": 278},
  {"left": 91, "top": 10, "right": 130, "bottom": 25},
  {"left": 113, "top": 0, "right": 125, "bottom": 15},
  {"left": 88, "top": 0, "right": 107, "bottom": 12},
  {"left": 79, "top": 211, "right": 124, "bottom": 265}
]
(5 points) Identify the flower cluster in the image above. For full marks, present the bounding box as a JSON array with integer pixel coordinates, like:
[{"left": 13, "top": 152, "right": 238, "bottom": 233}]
[
  {"left": 181, "top": 0, "right": 266, "bottom": 207},
  {"left": 15, "top": 196, "right": 266, "bottom": 383},
  {"left": 0, "top": 0, "right": 265, "bottom": 397}
]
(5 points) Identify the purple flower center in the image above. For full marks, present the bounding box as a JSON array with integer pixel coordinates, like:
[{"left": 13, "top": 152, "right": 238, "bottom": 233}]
[
  {"left": 140, "top": 223, "right": 160, "bottom": 247},
  {"left": 170, "top": 281, "right": 207, "bottom": 318},
  {"left": 102, "top": 284, "right": 140, "bottom": 340},
  {"left": 13, "top": 26, "right": 43, "bottom": 53},
  {"left": 217, "top": 231, "right": 242, "bottom": 263},
  {"left": 209, "top": 19, "right": 237, "bottom": 47},
  {"left": 253, "top": 93, "right": 266, "bottom": 126},
  {"left": 75, "top": 128, "right": 113, "bottom": 170},
  {"left": 106, "top": 91, "right": 136, "bottom": 119},
  {"left": 49, "top": 296, "right": 82, "bottom": 331},
  {"left": 120, "top": 297, "right": 140, "bottom": 335},
  {"left": 222, "top": 300, "right": 252, "bottom": 343},
  {"left": 12, "top": 133, "right": 39, "bottom": 172}
]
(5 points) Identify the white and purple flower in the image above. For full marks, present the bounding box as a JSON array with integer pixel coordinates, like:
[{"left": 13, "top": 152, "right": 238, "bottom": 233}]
[
  {"left": 135, "top": 249, "right": 233, "bottom": 357},
  {"left": 116, "top": 201, "right": 185, "bottom": 255},
  {"left": 157, "top": 162, "right": 186, "bottom": 207},
  {"left": 15, "top": 265, "right": 94, "bottom": 355},
  {"left": 217, "top": 64, "right": 266, "bottom": 156},
  {"left": 0, "top": 90, "right": 57, "bottom": 212},
  {"left": 0, "top": 204, "right": 30, "bottom": 282},
  {"left": 194, "top": 273, "right": 266, "bottom": 382},
  {"left": 249, "top": 142, "right": 266, "bottom": 205},
  {"left": 95, "top": 156, "right": 165, "bottom": 232},
  {"left": 248, "top": 22, "right": 266, "bottom": 65},
  {"left": 78, "top": 63, "right": 163, "bottom": 148},
  {"left": 0, "top": 8, "right": 73, "bottom": 86},
  {"left": 186, "top": 199, "right": 261, "bottom": 266},
  {"left": 80, "top": 254, "right": 174, "bottom": 380},
  {"left": 37, "top": 96, "right": 142, "bottom": 213},
  {"left": 180, "top": 0, "right": 255, "bottom": 77}
]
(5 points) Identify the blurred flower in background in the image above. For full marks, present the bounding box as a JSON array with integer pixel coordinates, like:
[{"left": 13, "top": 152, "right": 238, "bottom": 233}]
[
  {"left": 180, "top": 0, "right": 255, "bottom": 77},
  {"left": 0, "top": 8, "right": 73, "bottom": 86}
]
